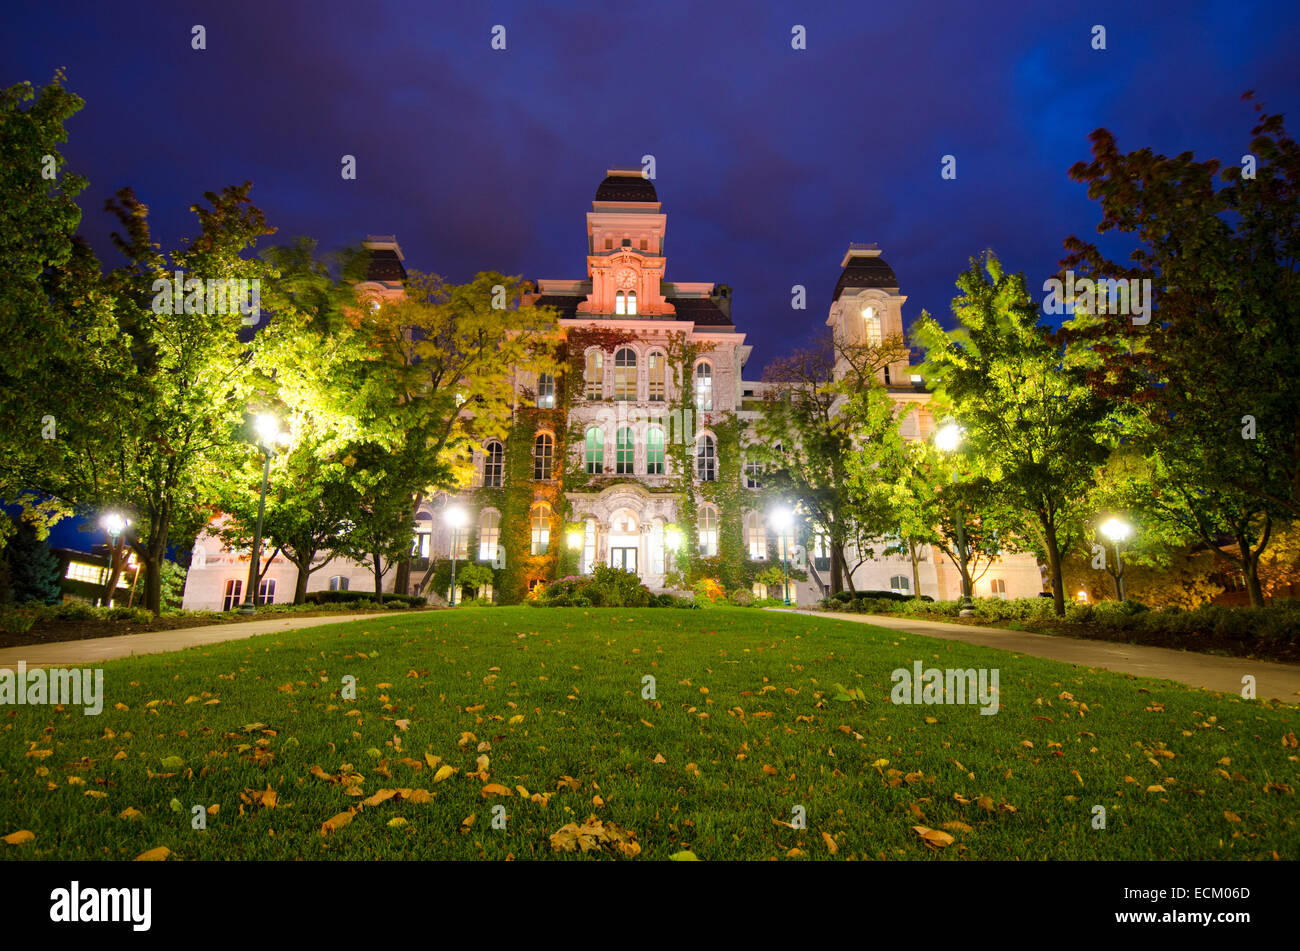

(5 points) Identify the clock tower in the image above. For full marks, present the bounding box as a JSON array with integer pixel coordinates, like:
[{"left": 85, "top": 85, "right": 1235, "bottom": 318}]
[{"left": 577, "top": 168, "right": 674, "bottom": 317}]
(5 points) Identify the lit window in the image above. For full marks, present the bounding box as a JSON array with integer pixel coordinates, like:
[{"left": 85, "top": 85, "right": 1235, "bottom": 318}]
[
  {"left": 616, "top": 427, "right": 635, "bottom": 474},
  {"left": 615, "top": 291, "right": 627, "bottom": 315},
  {"left": 889, "top": 575, "right": 911, "bottom": 595},
  {"left": 695, "top": 362, "right": 713, "bottom": 411},
  {"left": 698, "top": 505, "right": 718, "bottom": 558},
  {"left": 328, "top": 576, "right": 349, "bottom": 591},
  {"left": 744, "top": 459, "right": 762, "bottom": 489},
  {"left": 582, "top": 519, "right": 597, "bottom": 575},
  {"left": 530, "top": 503, "right": 552, "bottom": 555},
  {"left": 744, "top": 511, "right": 766, "bottom": 560},
  {"left": 696, "top": 434, "right": 716, "bottom": 482},
  {"left": 483, "top": 440, "right": 504, "bottom": 488},
  {"left": 627, "top": 291, "right": 637, "bottom": 315},
  {"left": 412, "top": 530, "right": 431, "bottom": 559},
  {"left": 257, "top": 578, "right": 277, "bottom": 605},
  {"left": 585, "top": 427, "right": 604, "bottom": 474},
  {"left": 862, "top": 306, "right": 882, "bottom": 346},
  {"left": 585, "top": 351, "right": 603, "bottom": 400},
  {"left": 646, "top": 427, "right": 665, "bottom": 475},
  {"left": 533, "top": 432, "right": 554, "bottom": 480},
  {"left": 990, "top": 578, "right": 1007, "bottom": 599},
  {"left": 647, "top": 352, "right": 665, "bottom": 401},
  {"left": 478, "top": 510, "right": 500, "bottom": 561},
  {"left": 614, "top": 347, "right": 636, "bottom": 400},
  {"left": 222, "top": 579, "right": 243, "bottom": 611},
  {"left": 537, "top": 373, "right": 555, "bottom": 409}
]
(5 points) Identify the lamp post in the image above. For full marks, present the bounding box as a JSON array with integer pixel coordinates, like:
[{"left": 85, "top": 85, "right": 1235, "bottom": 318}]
[
  {"left": 445, "top": 505, "right": 467, "bottom": 606},
  {"left": 1099, "top": 517, "right": 1132, "bottom": 602},
  {"left": 239, "top": 413, "right": 287, "bottom": 615},
  {"left": 98, "top": 511, "right": 127, "bottom": 607},
  {"left": 935, "top": 422, "right": 974, "bottom": 618},
  {"left": 769, "top": 506, "right": 793, "bottom": 605}
]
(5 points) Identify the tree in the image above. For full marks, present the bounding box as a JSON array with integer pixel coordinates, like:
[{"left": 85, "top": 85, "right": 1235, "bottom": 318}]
[
  {"left": 2, "top": 519, "right": 63, "bottom": 605},
  {"left": 915, "top": 252, "right": 1116, "bottom": 616},
  {"left": 0, "top": 74, "right": 110, "bottom": 546},
  {"left": 50, "top": 183, "right": 275, "bottom": 613},
  {"left": 1060, "top": 97, "right": 1299, "bottom": 589},
  {"left": 756, "top": 331, "right": 912, "bottom": 594}
]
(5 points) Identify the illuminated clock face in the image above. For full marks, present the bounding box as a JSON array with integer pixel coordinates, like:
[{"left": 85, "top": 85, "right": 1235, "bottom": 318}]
[{"left": 615, "top": 268, "right": 637, "bottom": 289}]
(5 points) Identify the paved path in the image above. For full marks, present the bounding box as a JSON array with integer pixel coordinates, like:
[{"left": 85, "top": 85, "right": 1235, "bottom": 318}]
[
  {"left": 0, "top": 611, "right": 427, "bottom": 670},
  {"left": 776, "top": 609, "right": 1300, "bottom": 703}
]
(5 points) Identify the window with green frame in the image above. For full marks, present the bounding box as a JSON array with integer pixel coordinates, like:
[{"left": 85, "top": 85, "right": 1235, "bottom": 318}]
[
  {"left": 585, "top": 427, "right": 604, "bottom": 474},
  {"left": 616, "top": 427, "right": 634, "bottom": 474},
  {"left": 646, "top": 426, "right": 665, "bottom": 474}
]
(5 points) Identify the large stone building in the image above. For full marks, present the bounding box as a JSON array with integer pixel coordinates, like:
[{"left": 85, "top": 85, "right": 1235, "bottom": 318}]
[{"left": 181, "top": 168, "right": 1043, "bottom": 610}]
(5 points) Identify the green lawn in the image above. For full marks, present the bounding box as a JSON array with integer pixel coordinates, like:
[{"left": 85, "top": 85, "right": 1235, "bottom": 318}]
[{"left": 1, "top": 606, "right": 1296, "bottom": 860}]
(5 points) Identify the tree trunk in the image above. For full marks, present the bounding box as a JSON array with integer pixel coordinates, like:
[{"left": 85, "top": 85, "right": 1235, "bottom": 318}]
[
  {"left": 1042, "top": 527, "right": 1065, "bottom": 617},
  {"left": 1238, "top": 533, "right": 1266, "bottom": 608},
  {"left": 99, "top": 536, "right": 126, "bottom": 606},
  {"left": 293, "top": 559, "right": 310, "bottom": 604},
  {"left": 373, "top": 553, "right": 385, "bottom": 605},
  {"left": 908, "top": 538, "right": 922, "bottom": 598},
  {"left": 828, "top": 544, "right": 844, "bottom": 596}
]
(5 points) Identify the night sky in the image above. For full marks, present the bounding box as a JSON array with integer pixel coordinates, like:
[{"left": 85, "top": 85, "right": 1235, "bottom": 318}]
[{"left": 6, "top": 1, "right": 1299, "bottom": 367}]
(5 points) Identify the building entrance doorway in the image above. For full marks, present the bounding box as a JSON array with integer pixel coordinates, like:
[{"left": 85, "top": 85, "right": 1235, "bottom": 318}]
[{"left": 610, "top": 547, "right": 637, "bottom": 572}]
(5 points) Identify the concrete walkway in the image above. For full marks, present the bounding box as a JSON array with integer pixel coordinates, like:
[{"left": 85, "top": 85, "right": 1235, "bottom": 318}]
[
  {"left": 0, "top": 611, "right": 427, "bottom": 671},
  {"left": 777, "top": 609, "right": 1300, "bottom": 703}
]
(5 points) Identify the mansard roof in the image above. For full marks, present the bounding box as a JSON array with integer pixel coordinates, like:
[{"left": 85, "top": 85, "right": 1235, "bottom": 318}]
[
  {"left": 833, "top": 255, "right": 898, "bottom": 299},
  {"left": 594, "top": 173, "right": 658, "bottom": 203}
]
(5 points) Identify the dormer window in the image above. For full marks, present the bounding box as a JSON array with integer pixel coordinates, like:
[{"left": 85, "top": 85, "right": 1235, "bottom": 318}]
[{"left": 621, "top": 238, "right": 631, "bottom": 247}]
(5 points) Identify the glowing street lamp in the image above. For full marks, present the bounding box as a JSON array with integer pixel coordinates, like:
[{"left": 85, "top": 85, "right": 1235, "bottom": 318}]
[
  {"left": 240, "top": 413, "right": 288, "bottom": 614},
  {"left": 768, "top": 506, "right": 793, "bottom": 605},
  {"left": 1098, "top": 517, "right": 1133, "bottom": 602},
  {"left": 98, "top": 511, "right": 128, "bottom": 608},
  {"left": 445, "top": 505, "right": 468, "bottom": 606},
  {"left": 934, "top": 422, "right": 974, "bottom": 617}
]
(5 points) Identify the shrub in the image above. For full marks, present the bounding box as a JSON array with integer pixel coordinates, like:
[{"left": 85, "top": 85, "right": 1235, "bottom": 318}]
[
  {"left": 0, "top": 610, "right": 35, "bottom": 634},
  {"left": 304, "top": 590, "right": 427, "bottom": 607},
  {"left": 729, "top": 588, "right": 755, "bottom": 607},
  {"left": 693, "top": 578, "right": 725, "bottom": 604},
  {"left": 104, "top": 606, "right": 154, "bottom": 623},
  {"left": 532, "top": 567, "right": 651, "bottom": 608}
]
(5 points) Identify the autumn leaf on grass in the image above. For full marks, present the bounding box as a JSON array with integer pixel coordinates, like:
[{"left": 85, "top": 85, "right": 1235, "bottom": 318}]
[
  {"left": 310, "top": 765, "right": 338, "bottom": 783},
  {"left": 911, "top": 826, "right": 954, "bottom": 850},
  {"left": 762, "top": 764, "right": 778, "bottom": 776},
  {"left": 943, "top": 821, "right": 974, "bottom": 833},
  {"left": 321, "top": 810, "right": 357, "bottom": 836},
  {"left": 424, "top": 753, "right": 441, "bottom": 770},
  {"left": 549, "top": 816, "right": 640, "bottom": 858},
  {"left": 975, "top": 796, "right": 995, "bottom": 812},
  {"left": 669, "top": 850, "right": 699, "bottom": 861},
  {"left": 362, "top": 789, "right": 399, "bottom": 807},
  {"left": 134, "top": 846, "right": 170, "bottom": 861},
  {"left": 822, "top": 832, "right": 838, "bottom": 855},
  {"left": 119, "top": 808, "right": 144, "bottom": 821},
  {"left": 240, "top": 786, "right": 278, "bottom": 810},
  {"left": 481, "top": 784, "right": 512, "bottom": 798},
  {"left": 1146, "top": 785, "right": 1167, "bottom": 794},
  {"left": 394, "top": 719, "right": 410, "bottom": 732},
  {"left": 3, "top": 830, "right": 35, "bottom": 846},
  {"left": 432, "top": 765, "right": 456, "bottom": 783},
  {"left": 1224, "top": 811, "right": 1242, "bottom": 823}
]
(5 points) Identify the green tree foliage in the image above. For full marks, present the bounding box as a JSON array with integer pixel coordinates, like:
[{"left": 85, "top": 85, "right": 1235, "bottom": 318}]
[
  {"left": 1061, "top": 98, "right": 1299, "bottom": 604},
  {"left": 3, "top": 519, "right": 63, "bottom": 605},
  {"left": 915, "top": 252, "right": 1115, "bottom": 616}
]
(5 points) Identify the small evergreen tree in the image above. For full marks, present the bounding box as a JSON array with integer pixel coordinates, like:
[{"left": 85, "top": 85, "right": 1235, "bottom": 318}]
[{"left": 4, "top": 521, "right": 63, "bottom": 604}]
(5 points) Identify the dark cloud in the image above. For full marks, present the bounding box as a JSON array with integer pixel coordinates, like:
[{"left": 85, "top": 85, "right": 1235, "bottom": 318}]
[{"left": 4, "top": 0, "right": 1298, "bottom": 370}]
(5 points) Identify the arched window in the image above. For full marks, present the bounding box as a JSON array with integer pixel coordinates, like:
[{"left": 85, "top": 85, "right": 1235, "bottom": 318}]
[
  {"left": 696, "top": 433, "right": 717, "bottom": 482},
  {"left": 889, "top": 574, "right": 911, "bottom": 595},
  {"left": 744, "top": 458, "right": 762, "bottom": 489},
  {"left": 695, "top": 361, "right": 713, "bottom": 411},
  {"left": 626, "top": 291, "right": 637, "bottom": 315},
  {"left": 536, "top": 372, "right": 555, "bottom": 409},
  {"left": 615, "top": 291, "right": 627, "bottom": 315},
  {"left": 483, "top": 440, "right": 504, "bottom": 488},
  {"left": 616, "top": 427, "right": 635, "bottom": 474},
  {"left": 584, "top": 427, "right": 604, "bottom": 475},
  {"left": 533, "top": 432, "right": 554, "bottom": 481},
  {"left": 530, "top": 502, "right": 552, "bottom": 555},
  {"left": 585, "top": 350, "right": 603, "bottom": 400},
  {"left": 614, "top": 347, "right": 637, "bottom": 400},
  {"left": 862, "top": 305, "right": 883, "bottom": 347},
  {"left": 478, "top": 510, "right": 501, "bottom": 561},
  {"left": 744, "top": 511, "right": 766, "bottom": 560},
  {"left": 646, "top": 426, "right": 665, "bottom": 475},
  {"left": 698, "top": 505, "right": 718, "bottom": 558},
  {"left": 647, "top": 351, "right": 666, "bottom": 401}
]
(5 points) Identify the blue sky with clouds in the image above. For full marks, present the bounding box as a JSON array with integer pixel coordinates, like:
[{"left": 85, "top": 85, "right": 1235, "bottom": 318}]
[{"left": 5, "top": 0, "right": 1299, "bottom": 375}]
